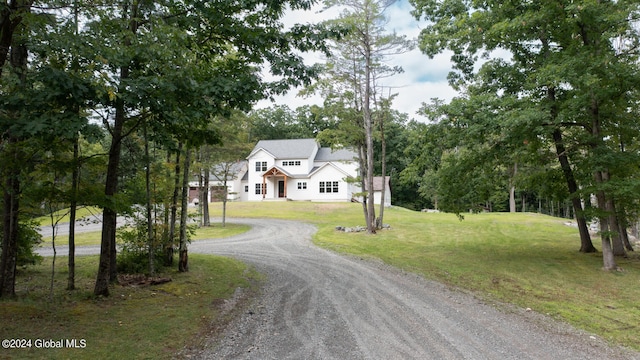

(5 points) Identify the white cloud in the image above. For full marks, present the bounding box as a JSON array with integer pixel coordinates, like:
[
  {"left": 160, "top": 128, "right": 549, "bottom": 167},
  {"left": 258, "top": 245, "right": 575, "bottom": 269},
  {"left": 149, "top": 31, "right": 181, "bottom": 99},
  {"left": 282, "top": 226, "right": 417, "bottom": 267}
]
[{"left": 256, "top": 0, "right": 458, "bottom": 122}]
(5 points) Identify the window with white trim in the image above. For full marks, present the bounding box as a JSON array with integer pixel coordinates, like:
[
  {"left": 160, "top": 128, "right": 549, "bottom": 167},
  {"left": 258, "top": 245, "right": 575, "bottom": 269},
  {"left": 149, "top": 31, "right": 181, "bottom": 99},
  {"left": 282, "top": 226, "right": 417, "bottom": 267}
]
[
  {"left": 282, "top": 160, "right": 301, "bottom": 166},
  {"left": 319, "top": 181, "right": 339, "bottom": 193},
  {"left": 297, "top": 182, "right": 307, "bottom": 190},
  {"left": 255, "top": 161, "right": 267, "bottom": 172},
  {"left": 255, "top": 183, "right": 266, "bottom": 194}
]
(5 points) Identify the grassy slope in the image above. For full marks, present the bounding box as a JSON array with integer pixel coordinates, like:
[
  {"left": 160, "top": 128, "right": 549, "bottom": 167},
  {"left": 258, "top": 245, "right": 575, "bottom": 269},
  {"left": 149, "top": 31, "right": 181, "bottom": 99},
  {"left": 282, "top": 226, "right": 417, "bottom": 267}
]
[
  {"left": 209, "top": 201, "right": 640, "bottom": 350},
  {"left": 4, "top": 201, "right": 639, "bottom": 357}
]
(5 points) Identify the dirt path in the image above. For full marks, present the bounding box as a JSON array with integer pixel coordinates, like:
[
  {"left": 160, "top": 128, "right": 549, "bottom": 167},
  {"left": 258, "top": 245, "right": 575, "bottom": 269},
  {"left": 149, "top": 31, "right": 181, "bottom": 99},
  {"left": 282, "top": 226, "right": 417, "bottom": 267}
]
[{"left": 187, "top": 218, "right": 638, "bottom": 360}]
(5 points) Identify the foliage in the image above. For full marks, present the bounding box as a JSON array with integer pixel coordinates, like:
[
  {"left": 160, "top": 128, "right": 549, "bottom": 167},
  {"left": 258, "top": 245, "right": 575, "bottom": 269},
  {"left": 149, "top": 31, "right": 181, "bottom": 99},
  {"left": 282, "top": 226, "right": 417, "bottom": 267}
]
[
  {"left": 407, "top": 0, "right": 640, "bottom": 223},
  {"left": 248, "top": 105, "right": 335, "bottom": 141},
  {"left": 116, "top": 207, "right": 197, "bottom": 274},
  {"left": 0, "top": 220, "right": 43, "bottom": 267}
]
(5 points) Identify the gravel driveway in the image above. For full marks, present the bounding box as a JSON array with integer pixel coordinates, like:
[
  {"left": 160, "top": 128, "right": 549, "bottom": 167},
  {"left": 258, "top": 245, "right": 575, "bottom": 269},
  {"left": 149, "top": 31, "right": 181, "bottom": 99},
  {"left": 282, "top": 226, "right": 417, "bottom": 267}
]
[
  {"left": 37, "top": 217, "right": 639, "bottom": 359},
  {"left": 187, "top": 218, "right": 638, "bottom": 360}
]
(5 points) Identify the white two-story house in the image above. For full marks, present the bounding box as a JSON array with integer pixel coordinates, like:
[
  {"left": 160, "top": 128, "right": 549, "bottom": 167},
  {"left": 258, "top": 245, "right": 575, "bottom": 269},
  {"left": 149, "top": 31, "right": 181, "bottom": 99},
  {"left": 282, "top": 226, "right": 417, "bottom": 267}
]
[{"left": 243, "top": 138, "right": 360, "bottom": 202}]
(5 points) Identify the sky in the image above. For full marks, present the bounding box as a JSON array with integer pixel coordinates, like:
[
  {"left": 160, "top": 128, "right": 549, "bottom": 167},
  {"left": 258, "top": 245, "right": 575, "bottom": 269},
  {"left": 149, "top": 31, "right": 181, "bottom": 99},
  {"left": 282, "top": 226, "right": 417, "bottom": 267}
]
[{"left": 255, "top": 0, "right": 459, "bottom": 123}]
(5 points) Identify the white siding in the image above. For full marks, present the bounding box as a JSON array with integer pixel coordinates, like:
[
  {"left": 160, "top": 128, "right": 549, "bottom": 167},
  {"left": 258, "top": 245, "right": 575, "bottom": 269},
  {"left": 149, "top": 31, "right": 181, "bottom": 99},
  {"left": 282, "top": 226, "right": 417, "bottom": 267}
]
[
  {"left": 308, "top": 165, "right": 352, "bottom": 202},
  {"left": 247, "top": 150, "right": 275, "bottom": 201},
  {"left": 243, "top": 139, "right": 365, "bottom": 202}
]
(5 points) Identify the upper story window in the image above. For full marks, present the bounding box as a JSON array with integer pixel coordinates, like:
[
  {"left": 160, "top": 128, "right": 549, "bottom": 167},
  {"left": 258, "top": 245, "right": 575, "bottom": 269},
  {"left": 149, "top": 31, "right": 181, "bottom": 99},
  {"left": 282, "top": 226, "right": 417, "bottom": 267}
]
[
  {"left": 255, "top": 161, "right": 267, "bottom": 172},
  {"left": 282, "top": 161, "right": 301, "bottom": 166}
]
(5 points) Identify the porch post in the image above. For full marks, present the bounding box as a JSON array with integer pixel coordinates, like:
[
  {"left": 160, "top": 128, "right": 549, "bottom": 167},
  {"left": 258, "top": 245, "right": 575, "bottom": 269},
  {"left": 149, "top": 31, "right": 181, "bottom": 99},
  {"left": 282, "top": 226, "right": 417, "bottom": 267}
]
[
  {"left": 284, "top": 175, "right": 287, "bottom": 198},
  {"left": 262, "top": 174, "right": 266, "bottom": 199}
]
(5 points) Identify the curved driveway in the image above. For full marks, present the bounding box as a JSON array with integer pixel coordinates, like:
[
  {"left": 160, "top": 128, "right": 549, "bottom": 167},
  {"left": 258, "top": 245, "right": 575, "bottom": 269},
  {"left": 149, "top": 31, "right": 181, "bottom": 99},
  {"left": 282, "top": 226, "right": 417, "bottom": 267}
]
[
  {"left": 38, "top": 217, "right": 638, "bottom": 359},
  {"left": 190, "top": 218, "right": 637, "bottom": 359}
]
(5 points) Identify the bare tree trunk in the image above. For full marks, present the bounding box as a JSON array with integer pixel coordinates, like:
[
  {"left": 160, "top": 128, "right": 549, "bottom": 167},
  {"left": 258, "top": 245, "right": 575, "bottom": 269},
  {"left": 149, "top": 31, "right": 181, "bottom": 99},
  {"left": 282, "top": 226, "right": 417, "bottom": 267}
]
[
  {"left": 509, "top": 163, "right": 517, "bottom": 213},
  {"left": 0, "top": 141, "right": 20, "bottom": 298},
  {"left": 1, "top": 8, "right": 29, "bottom": 298},
  {"left": 67, "top": 140, "right": 79, "bottom": 290},
  {"left": 619, "top": 222, "right": 634, "bottom": 252},
  {"left": 144, "top": 124, "right": 154, "bottom": 275},
  {"left": 203, "top": 167, "right": 210, "bottom": 227},
  {"left": 95, "top": 2, "right": 140, "bottom": 296},
  {"left": 221, "top": 171, "right": 228, "bottom": 227},
  {"left": 179, "top": 147, "right": 191, "bottom": 272},
  {"left": 594, "top": 176, "right": 617, "bottom": 270},
  {"left": 166, "top": 146, "right": 181, "bottom": 266},
  {"left": 66, "top": 0, "right": 82, "bottom": 292},
  {"left": 377, "top": 106, "right": 387, "bottom": 229},
  {"left": 364, "top": 53, "right": 376, "bottom": 234},
  {"left": 591, "top": 105, "right": 617, "bottom": 270},
  {"left": 550, "top": 111, "right": 595, "bottom": 252},
  {"left": 357, "top": 145, "right": 369, "bottom": 227},
  {"left": 48, "top": 209, "right": 58, "bottom": 301},
  {"left": 0, "top": 1, "right": 32, "bottom": 75},
  {"left": 607, "top": 199, "right": 625, "bottom": 257},
  {"left": 197, "top": 150, "right": 204, "bottom": 227}
]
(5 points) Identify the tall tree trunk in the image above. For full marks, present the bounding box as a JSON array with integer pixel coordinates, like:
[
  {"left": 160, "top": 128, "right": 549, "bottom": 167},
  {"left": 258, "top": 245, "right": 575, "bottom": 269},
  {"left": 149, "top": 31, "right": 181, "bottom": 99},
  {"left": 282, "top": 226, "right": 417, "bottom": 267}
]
[
  {"left": 377, "top": 107, "right": 387, "bottom": 229},
  {"left": 144, "top": 124, "right": 154, "bottom": 275},
  {"left": 166, "top": 145, "right": 181, "bottom": 266},
  {"left": 552, "top": 129, "right": 596, "bottom": 252},
  {"left": 94, "top": 103, "right": 124, "bottom": 296},
  {"left": 547, "top": 84, "right": 595, "bottom": 252},
  {"left": 178, "top": 147, "right": 191, "bottom": 272},
  {"left": 594, "top": 172, "right": 617, "bottom": 270},
  {"left": 0, "top": 10, "right": 29, "bottom": 297},
  {"left": 67, "top": 1, "right": 81, "bottom": 291},
  {"left": 357, "top": 145, "right": 369, "bottom": 228},
  {"left": 197, "top": 151, "right": 204, "bottom": 227},
  {"left": 619, "top": 222, "right": 634, "bottom": 252},
  {"left": 67, "top": 140, "right": 79, "bottom": 290},
  {"left": 0, "top": 1, "right": 32, "bottom": 75},
  {"left": 602, "top": 182, "right": 625, "bottom": 257},
  {"left": 591, "top": 98, "right": 617, "bottom": 270},
  {"left": 221, "top": 170, "right": 228, "bottom": 228},
  {"left": 509, "top": 163, "right": 517, "bottom": 213},
  {"left": 95, "top": 0, "right": 141, "bottom": 296},
  {"left": 364, "top": 44, "right": 376, "bottom": 234},
  {"left": 203, "top": 167, "right": 210, "bottom": 227},
  {"left": 0, "top": 140, "right": 20, "bottom": 298}
]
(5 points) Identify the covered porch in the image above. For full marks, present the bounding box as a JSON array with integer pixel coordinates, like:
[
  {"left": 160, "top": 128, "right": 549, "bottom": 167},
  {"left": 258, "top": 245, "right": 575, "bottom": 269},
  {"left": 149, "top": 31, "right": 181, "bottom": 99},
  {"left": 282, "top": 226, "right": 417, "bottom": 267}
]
[{"left": 262, "top": 166, "right": 291, "bottom": 200}]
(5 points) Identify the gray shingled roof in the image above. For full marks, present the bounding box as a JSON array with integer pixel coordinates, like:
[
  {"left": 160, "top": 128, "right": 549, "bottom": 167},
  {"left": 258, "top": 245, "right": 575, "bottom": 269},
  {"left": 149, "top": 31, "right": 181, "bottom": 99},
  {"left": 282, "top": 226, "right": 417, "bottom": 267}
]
[
  {"left": 249, "top": 138, "right": 318, "bottom": 159},
  {"left": 315, "top": 147, "right": 358, "bottom": 162}
]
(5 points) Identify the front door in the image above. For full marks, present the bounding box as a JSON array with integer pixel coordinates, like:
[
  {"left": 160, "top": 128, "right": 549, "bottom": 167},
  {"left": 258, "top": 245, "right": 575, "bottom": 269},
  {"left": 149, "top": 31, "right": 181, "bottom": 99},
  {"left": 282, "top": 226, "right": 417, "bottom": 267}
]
[{"left": 278, "top": 180, "right": 285, "bottom": 198}]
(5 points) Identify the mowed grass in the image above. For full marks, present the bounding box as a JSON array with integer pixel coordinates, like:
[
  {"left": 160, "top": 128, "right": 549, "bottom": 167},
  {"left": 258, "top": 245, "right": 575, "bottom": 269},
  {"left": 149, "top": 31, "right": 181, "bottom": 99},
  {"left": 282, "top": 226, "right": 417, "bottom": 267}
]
[
  {"left": 35, "top": 207, "right": 103, "bottom": 227},
  {"left": 209, "top": 201, "right": 640, "bottom": 350},
  {"left": 0, "top": 254, "right": 260, "bottom": 360}
]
